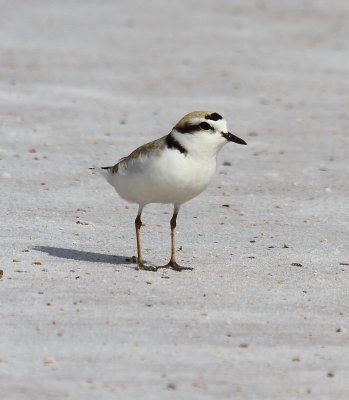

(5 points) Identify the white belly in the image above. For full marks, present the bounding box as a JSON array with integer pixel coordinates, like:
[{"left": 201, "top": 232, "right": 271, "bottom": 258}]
[{"left": 106, "top": 148, "right": 216, "bottom": 206}]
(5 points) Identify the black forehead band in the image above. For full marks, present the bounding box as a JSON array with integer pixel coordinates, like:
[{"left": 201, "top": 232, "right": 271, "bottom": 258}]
[{"left": 206, "top": 112, "right": 222, "bottom": 121}]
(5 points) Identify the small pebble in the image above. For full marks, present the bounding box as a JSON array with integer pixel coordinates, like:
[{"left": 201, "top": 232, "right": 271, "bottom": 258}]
[
  {"left": 76, "top": 220, "right": 89, "bottom": 225},
  {"left": 44, "top": 356, "right": 56, "bottom": 365}
]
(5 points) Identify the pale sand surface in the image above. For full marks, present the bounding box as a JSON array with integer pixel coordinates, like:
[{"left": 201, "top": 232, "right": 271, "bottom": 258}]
[{"left": 1, "top": 1, "right": 349, "bottom": 399}]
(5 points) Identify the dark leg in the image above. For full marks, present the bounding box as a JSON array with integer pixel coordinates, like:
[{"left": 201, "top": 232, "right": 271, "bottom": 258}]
[
  {"left": 159, "top": 205, "right": 193, "bottom": 271},
  {"left": 135, "top": 206, "right": 157, "bottom": 272},
  {"left": 135, "top": 211, "right": 143, "bottom": 267},
  {"left": 169, "top": 208, "right": 178, "bottom": 265}
]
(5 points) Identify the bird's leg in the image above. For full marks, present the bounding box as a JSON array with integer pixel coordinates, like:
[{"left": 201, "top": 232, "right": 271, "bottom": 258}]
[
  {"left": 169, "top": 210, "right": 179, "bottom": 265},
  {"left": 159, "top": 205, "right": 193, "bottom": 271},
  {"left": 135, "top": 212, "right": 143, "bottom": 266},
  {"left": 135, "top": 207, "right": 157, "bottom": 272}
]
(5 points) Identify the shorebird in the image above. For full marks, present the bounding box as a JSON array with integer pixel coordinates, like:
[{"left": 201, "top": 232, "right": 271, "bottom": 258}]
[{"left": 92, "top": 111, "right": 247, "bottom": 271}]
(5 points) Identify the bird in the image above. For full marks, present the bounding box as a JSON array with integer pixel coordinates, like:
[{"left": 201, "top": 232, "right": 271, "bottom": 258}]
[{"left": 92, "top": 111, "right": 247, "bottom": 272}]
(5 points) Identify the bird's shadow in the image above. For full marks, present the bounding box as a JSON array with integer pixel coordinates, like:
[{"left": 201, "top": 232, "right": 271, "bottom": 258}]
[{"left": 32, "top": 246, "right": 136, "bottom": 267}]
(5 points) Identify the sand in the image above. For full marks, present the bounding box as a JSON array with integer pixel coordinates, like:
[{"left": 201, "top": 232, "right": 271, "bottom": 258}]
[{"left": 1, "top": 0, "right": 349, "bottom": 398}]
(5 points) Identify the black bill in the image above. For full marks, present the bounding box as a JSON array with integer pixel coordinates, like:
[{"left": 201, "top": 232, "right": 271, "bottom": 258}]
[{"left": 222, "top": 132, "right": 247, "bottom": 145}]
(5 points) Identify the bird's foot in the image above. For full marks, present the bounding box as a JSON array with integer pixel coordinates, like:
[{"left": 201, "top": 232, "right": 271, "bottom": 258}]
[
  {"left": 137, "top": 262, "right": 158, "bottom": 272},
  {"left": 158, "top": 260, "right": 193, "bottom": 272}
]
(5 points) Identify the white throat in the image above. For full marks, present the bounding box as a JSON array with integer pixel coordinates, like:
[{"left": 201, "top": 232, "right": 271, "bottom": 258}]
[{"left": 171, "top": 129, "right": 227, "bottom": 159}]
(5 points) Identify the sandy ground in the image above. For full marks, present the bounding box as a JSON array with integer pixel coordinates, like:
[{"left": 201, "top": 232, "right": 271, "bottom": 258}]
[{"left": 1, "top": 0, "right": 349, "bottom": 399}]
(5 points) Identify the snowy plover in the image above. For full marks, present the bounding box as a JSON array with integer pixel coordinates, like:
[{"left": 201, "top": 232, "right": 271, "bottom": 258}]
[{"left": 92, "top": 111, "right": 246, "bottom": 271}]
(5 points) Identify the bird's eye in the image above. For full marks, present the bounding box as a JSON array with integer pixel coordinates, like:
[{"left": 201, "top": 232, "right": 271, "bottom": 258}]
[{"left": 199, "top": 122, "right": 211, "bottom": 130}]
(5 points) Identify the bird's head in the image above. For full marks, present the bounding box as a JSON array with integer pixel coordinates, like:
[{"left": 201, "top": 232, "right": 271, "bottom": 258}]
[{"left": 171, "top": 111, "right": 246, "bottom": 157}]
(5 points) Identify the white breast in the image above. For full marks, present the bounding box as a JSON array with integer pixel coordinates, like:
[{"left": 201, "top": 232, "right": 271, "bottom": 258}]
[{"left": 105, "top": 146, "right": 217, "bottom": 207}]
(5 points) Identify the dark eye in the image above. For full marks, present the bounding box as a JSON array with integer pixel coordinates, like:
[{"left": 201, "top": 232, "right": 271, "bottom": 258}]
[{"left": 199, "top": 122, "right": 211, "bottom": 130}]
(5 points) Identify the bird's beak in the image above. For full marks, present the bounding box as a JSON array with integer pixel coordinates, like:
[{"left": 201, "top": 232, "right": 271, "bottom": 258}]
[{"left": 222, "top": 132, "right": 247, "bottom": 145}]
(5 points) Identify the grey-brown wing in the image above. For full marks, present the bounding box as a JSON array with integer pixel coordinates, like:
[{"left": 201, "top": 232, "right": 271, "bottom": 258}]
[{"left": 106, "top": 136, "right": 166, "bottom": 174}]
